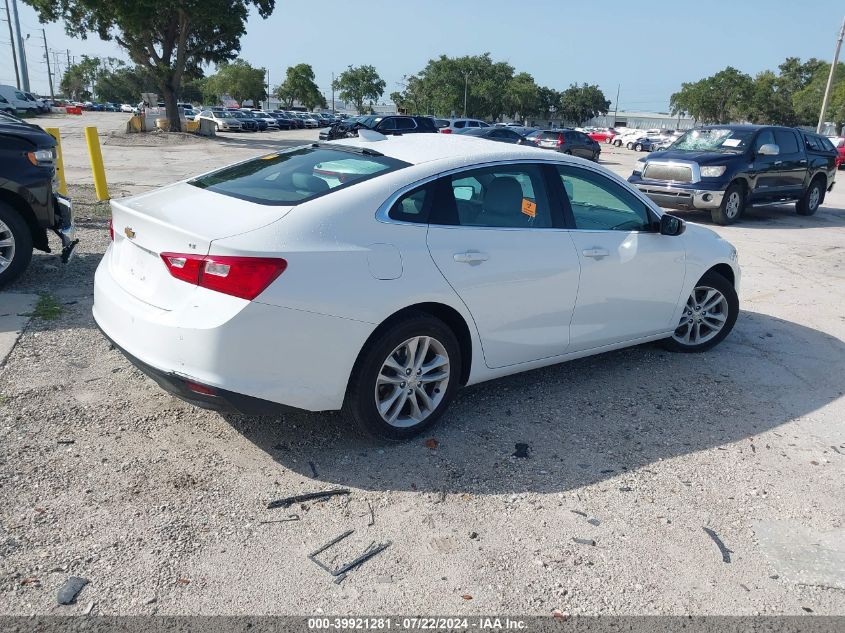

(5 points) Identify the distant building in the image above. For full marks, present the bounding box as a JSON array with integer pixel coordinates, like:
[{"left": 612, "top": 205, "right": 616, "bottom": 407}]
[{"left": 587, "top": 110, "right": 696, "bottom": 130}]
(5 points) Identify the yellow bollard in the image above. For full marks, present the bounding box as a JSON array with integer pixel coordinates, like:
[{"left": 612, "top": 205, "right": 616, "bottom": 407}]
[
  {"left": 84, "top": 126, "right": 110, "bottom": 201},
  {"left": 45, "top": 128, "right": 68, "bottom": 196}
]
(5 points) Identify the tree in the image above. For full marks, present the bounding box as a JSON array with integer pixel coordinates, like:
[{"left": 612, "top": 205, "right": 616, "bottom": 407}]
[
  {"left": 60, "top": 55, "right": 102, "bottom": 100},
  {"left": 275, "top": 63, "right": 326, "bottom": 110},
  {"left": 333, "top": 65, "right": 385, "bottom": 114},
  {"left": 670, "top": 67, "right": 753, "bottom": 124},
  {"left": 25, "top": 0, "right": 275, "bottom": 131},
  {"left": 557, "top": 83, "right": 610, "bottom": 124},
  {"left": 94, "top": 63, "right": 156, "bottom": 103},
  {"left": 743, "top": 70, "right": 796, "bottom": 125},
  {"left": 205, "top": 59, "right": 266, "bottom": 107},
  {"left": 504, "top": 72, "right": 540, "bottom": 122}
]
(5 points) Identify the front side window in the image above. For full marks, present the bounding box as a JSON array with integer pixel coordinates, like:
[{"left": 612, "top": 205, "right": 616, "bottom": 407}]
[
  {"left": 395, "top": 117, "right": 416, "bottom": 130},
  {"left": 191, "top": 147, "right": 410, "bottom": 205},
  {"left": 754, "top": 129, "right": 775, "bottom": 151},
  {"left": 557, "top": 166, "right": 652, "bottom": 231},
  {"left": 774, "top": 129, "right": 799, "bottom": 154},
  {"left": 435, "top": 164, "right": 553, "bottom": 228}
]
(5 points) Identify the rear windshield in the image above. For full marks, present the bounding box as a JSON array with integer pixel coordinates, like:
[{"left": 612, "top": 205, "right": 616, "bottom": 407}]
[{"left": 190, "top": 146, "right": 410, "bottom": 205}]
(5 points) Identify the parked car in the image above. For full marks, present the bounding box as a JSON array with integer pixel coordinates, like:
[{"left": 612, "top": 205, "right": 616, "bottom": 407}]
[
  {"left": 321, "top": 116, "right": 438, "bottom": 140},
  {"left": 629, "top": 125, "right": 837, "bottom": 224},
  {"left": 827, "top": 136, "right": 845, "bottom": 169},
  {"left": 93, "top": 134, "right": 739, "bottom": 439},
  {"left": 120, "top": 103, "right": 137, "bottom": 113},
  {"left": 249, "top": 111, "right": 279, "bottom": 129},
  {"left": 297, "top": 113, "right": 320, "bottom": 128},
  {"left": 522, "top": 129, "right": 544, "bottom": 146},
  {"left": 534, "top": 129, "right": 601, "bottom": 161},
  {"left": 23, "top": 92, "right": 50, "bottom": 113},
  {"left": 233, "top": 110, "right": 265, "bottom": 131},
  {"left": 0, "top": 118, "right": 76, "bottom": 286},
  {"left": 0, "top": 95, "right": 14, "bottom": 115},
  {"left": 0, "top": 84, "right": 39, "bottom": 114},
  {"left": 284, "top": 112, "right": 305, "bottom": 128},
  {"left": 456, "top": 126, "right": 526, "bottom": 144},
  {"left": 195, "top": 109, "right": 243, "bottom": 132},
  {"left": 626, "top": 137, "right": 658, "bottom": 152},
  {"left": 440, "top": 118, "right": 490, "bottom": 134},
  {"left": 614, "top": 129, "right": 661, "bottom": 147},
  {"left": 588, "top": 128, "right": 618, "bottom": 144},
  {"left": 433, "top": 118, "right": 450, "bottom": 130},
  {"left": 269, "top": 112, "right": 295, "bottom": 130}
]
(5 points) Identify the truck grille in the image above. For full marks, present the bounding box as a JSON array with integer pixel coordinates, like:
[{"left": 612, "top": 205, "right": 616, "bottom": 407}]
[{"left": 643, "top": 163, "right": 693, "bottom": 183}]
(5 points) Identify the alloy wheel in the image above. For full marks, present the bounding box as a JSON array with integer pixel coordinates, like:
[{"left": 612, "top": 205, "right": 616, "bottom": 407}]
[
  {"left": 672, "top": 286, "right": 729, "bottom": 346},
  {"left": 808, "top": 186, "right": 820, "bottom": 211},
  {"left": 374, "top": 336, "right": 450, "bottom": 428},
  {"left": 725, "top": 191, "right": 741, "bottom": 218},
  {"left": 0, "top": 218, "right": 15, "bottom": 274}
]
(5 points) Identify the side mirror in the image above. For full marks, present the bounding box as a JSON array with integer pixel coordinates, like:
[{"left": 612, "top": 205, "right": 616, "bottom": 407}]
[
  {"left": 660, "top": 214, "right": 686, "bottom": 236},
  {"left": 758, "top": 143, "right": 780, "bottom": 156}
]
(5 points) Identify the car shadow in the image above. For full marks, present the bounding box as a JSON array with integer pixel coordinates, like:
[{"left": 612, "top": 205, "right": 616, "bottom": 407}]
[
  {"left": 222, "top": 310, "right": 844, "bottom": 495},
  {"left": 664, "top": 202, "right": 845, "bottom": 229}
]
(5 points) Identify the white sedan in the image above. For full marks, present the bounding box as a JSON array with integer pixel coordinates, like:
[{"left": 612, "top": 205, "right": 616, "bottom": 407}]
[{"left": 93, "top": 133, "right": 740, "bottom": 439}]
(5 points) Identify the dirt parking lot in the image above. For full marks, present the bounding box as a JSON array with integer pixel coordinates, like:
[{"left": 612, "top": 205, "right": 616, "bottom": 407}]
[{"left": 1, "top": 113, "right": 844, "bottom": 616}]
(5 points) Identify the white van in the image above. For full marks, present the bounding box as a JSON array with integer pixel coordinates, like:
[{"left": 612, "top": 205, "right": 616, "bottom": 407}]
[{"left": 0, "top": 85, "right": 39, "bottom": 114}]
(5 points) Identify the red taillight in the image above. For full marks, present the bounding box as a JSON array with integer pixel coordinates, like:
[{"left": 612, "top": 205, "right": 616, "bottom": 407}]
[
  {"left": 557, "top": 135, "right": 564, "bottom": 146},
  {"left": 185, "top": 380, "right": 217, "bottom": 396},
  {"left": 108, "top": 218, "right": 114, "bottom": 241},
  {"left": 441, "top": 128, "right": 452, "bottom": 134},
  {"left": 160, "top": 253, "right": 287, "bottom": 300}
]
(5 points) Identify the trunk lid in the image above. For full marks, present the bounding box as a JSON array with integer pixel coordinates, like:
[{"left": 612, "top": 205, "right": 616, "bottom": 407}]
[{"left": 108, "top": 182, "right": 291, "bottom": 310}]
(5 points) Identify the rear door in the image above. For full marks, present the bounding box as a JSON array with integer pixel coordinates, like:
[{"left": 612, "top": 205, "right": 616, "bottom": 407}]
[
  {"left": 773, "top": 128, "right": 806, "bottom": 194},
  {"left": 426, "top": 163, "right": 581, "bottom": 368},
  {"left": 553, "top": 164, "right": 686, "bottom": 351}
]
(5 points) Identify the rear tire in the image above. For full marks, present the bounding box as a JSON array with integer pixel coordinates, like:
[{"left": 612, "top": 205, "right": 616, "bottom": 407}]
[
  {"left": 661, "top": 271, "right": 738, "bottom": 353},
  {"left": 344, "top": 313, "right": 462, "bottom": 441},
  {"left": 0, "top": 201, "right": 34, "bottom": 288},
  {"left": 626, "top": 142, "right": 634, "bottom": 149},
  {"left": 635, "top": 143, "right": 643, "bottom": 151},
  {"left": 710, "top": 182, "right": 745, "bottom": 225},
  {"left": 796, "top": 178, "right": 823, "bottom": 216}
]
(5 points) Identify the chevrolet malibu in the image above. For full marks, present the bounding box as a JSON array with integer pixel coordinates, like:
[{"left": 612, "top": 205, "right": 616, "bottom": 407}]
[{"left": 93, "top": 133, "right": 740, "bottom": 439}]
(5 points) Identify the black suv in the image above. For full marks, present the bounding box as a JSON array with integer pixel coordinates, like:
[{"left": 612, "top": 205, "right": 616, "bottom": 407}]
[
  {"left": 320, "top": 115, "right": 437, "bottom": 140},
  {"left": 629, "top": 125, "right": 837, "bottom": 224},
  {"left": 0, "top": 114, "right": 76, "bottom": 286}
]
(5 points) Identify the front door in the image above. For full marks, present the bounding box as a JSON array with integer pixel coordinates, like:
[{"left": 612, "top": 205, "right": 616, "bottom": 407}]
[
  {"left": 554, "top": 164, "right": 687, "bottom": 351},
  {"left": 426, "top": 163, "right": 581, "bottom": 368}
]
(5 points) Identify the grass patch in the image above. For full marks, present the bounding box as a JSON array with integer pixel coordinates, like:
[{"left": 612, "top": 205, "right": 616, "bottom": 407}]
[{"left": 32, "top": 293, "right": 64, "bottom": 320}]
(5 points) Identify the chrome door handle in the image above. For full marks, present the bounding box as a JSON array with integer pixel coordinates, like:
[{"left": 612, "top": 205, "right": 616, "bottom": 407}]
[
  {"left": 453, "top": 251, "right": 490, "bottom": 264},
  {"left": 799, "top": 159, "right": 807, "bottom": 165},
  {"left": 773, "top": 161, "right": 783, "bottom": 165},
  {"left": 582, "top": 248, "right": 609, "bottom": 259}
]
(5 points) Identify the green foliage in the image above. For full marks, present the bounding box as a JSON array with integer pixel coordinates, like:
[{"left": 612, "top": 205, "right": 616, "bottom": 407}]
[
  {"left": 24, "top": 0, "right": 276, "bottom": 131},
  {"left": 94, "top": 63, "right": 156, "bottom": 103},
  {"left": 32, "top": 293, "right": 63, "bottom": 320},
  {"left": 60, "top": 55, "right": 102, "bottom": 100},
  {"left": 205, "top": 59, "right": 266, "bottom": 106},
  {"left": 332, "top": 65, "right": 385, "bottom": 114},
  {"left": 557, "top": 83, "right": 611, "bottom": 124},
  {"left": 670, "top": 57, "right": 845, "bottom": 131},
  {"left": 275, "top": 64, "right": 326, "bottom": 110}
]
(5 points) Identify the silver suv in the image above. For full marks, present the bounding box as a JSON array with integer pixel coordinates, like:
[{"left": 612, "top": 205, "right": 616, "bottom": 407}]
[{"left": 440, "top": 118, "right": 490, "bottom": 134}]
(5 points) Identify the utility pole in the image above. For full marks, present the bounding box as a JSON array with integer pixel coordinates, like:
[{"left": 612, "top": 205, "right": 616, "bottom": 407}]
[
  {"left": 818, "top": 15, "right": 845, "bottom": 134},
  {"left": 331, "top": 72, "right": 335, "bottom": 113},
  {"left": 66, "top": 49, "right": 70, "bottom": 69},
  {"left": 463, "top": 72, "right": 471, "bottom": 117},
  {"left": 42, "top": 28, "right": 53, "bottom": 99},
  {"left": 10, "top": 0, "right": 29, "bottom": 91},
  {"left": 613, "top": 84, "right": 620, "bottom": 127},
  {"left": 3, "top": 0, "right": 20, "bottom": 89}
]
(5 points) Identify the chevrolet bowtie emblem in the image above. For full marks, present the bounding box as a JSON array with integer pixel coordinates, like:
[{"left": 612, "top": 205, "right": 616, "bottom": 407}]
[{"left": 124, "top": 226, "right": 136, "bottom": 239}]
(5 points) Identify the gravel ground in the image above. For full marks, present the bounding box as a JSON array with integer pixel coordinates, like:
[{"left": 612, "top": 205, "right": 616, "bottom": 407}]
[{"left": 1, "top": 121, "right": 844, "bottom": 616}]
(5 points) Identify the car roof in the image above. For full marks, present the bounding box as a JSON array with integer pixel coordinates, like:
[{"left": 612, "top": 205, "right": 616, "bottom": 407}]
[{"left": 328, "top": 132, "right": 556, "bottom": 167}]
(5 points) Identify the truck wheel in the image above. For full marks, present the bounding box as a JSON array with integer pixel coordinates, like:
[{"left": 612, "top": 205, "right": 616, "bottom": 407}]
[
  {"left": 797, "top": 178, "right": 823, "bottom": 216},
  {"left": 710, "top": 183, "right": 745, "bottom": 225},
  {"left": 0, "top": 201, "right": 34, "bottom": 288}
]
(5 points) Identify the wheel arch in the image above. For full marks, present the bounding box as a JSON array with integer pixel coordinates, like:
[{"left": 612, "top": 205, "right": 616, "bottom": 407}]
[
  {"left": 704, "top": 263, "right": 735, "bottom": 288},
  {"left": 354, "top": 302, "right": 474, "bottom": 387},
  {"left": 0, "top": 189, "right": 48, "bottom": 251}
]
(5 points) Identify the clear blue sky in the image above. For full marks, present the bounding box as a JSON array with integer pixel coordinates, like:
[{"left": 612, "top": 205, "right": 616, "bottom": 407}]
[{"left": 3, "top": 0, "right": 844, "bottom": 110}]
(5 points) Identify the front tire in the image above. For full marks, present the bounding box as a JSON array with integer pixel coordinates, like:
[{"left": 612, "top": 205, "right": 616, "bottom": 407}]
[
  {"left": 344, "top": 313, "right": 462, "bottom": 440},
  {"left": 626, "top": 142, "right": 634, "bottom": 149},
  {"left": 710, "top": 182, "right": 745, "bottom": 225},
  {"left": 635, "top": 143, "right": 643, "bottom": 151},
  {"left": 661, "top": 271, "right": 738, "bottom": 353},
  {"left": 0, "top": 202, "right": 33, "bottom": 288},
  {"left": 797, "top": 178, "right": 823, "bottom": 216}
]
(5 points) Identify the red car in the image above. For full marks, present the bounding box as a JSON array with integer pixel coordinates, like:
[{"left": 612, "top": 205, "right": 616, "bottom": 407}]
[
  {"left": 587, "top": 127, "right": 618, "bottom": 144},
  {"left": 830, "top": 136, "right": 845, "bottom": 169}
]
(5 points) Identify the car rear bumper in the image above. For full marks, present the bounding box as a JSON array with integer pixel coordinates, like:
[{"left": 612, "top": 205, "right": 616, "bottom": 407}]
[{"left": 92, "top": 246, "right": 375, "bottom": 412}]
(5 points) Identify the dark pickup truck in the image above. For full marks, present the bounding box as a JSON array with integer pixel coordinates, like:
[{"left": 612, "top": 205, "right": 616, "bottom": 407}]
[
  {"left": 628, "top": 125, "right": 837, "bottom": 224},
  {"left": 0, "top": 114, "right": 76, "bottom": 286}
]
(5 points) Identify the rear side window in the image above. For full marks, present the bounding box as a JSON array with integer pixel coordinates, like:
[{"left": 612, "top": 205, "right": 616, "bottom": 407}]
[
  {"left": 389, "top": 184, "right": 432, "bottom": 223},
  {"left": 453, "top": 121, "right": 466, "bottom": 129},
  {"left": 394, "top": 117, "right": 416, "bottom": 131},
  {"left": 415, "top": 117, "right": 437, "bottom": 132},
  {"left": 190, "top": 147, "right": 410, "bottom": 205},
  {"left": 774, "top": 129, "right": 799, "bottom": 154},
  {"left": 435, "top": 164, "right": 553, "bottom": 229}
]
